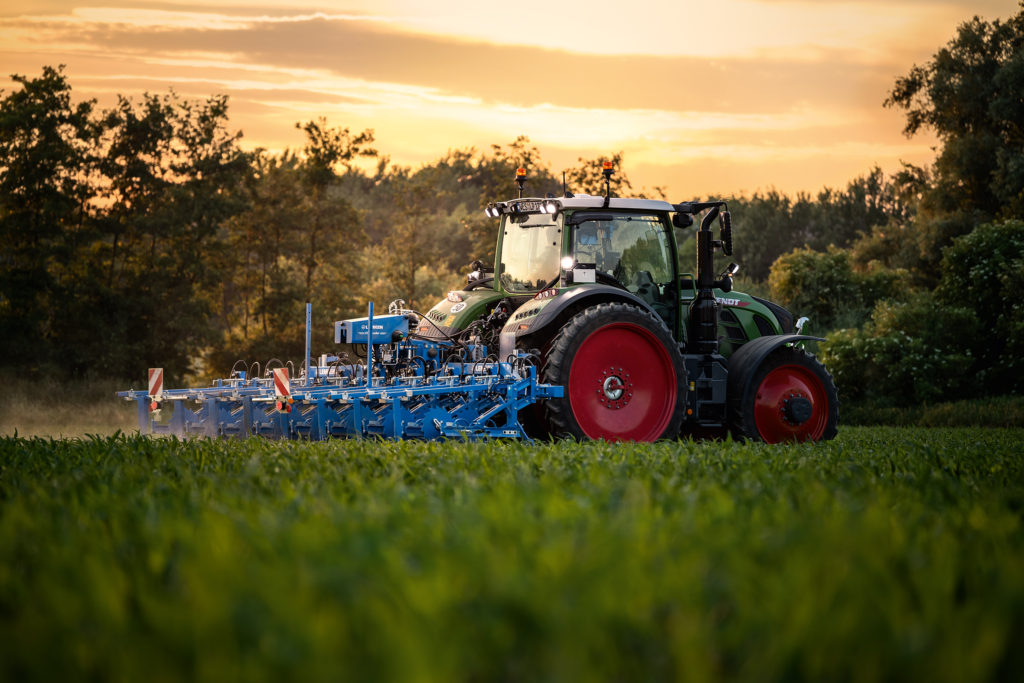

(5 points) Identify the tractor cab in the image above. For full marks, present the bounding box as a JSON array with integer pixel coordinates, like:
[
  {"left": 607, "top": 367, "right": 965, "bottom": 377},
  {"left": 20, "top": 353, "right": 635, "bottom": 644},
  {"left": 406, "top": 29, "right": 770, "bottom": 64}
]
[
  {"left": 492, "top": 198, "right": 682, "bottom": 338},
  {"left": 496, "top": 201, "right": 675, "bottom": 298},
  {"left": 416, "top": 164, "right": 839, "bottom": 443},
  {"left": 418, "top": 190, "right": 686, "bottom": 349}
]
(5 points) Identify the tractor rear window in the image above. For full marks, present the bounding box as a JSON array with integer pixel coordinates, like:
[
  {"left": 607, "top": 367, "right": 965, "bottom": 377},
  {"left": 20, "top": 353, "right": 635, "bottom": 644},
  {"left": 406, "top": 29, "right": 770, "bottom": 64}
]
[
  {"left": 572, "top": 214, "right": 674, "bottom": 288},
  {"left": 498, "top": 214, "right": 562, "bottom": 292}
]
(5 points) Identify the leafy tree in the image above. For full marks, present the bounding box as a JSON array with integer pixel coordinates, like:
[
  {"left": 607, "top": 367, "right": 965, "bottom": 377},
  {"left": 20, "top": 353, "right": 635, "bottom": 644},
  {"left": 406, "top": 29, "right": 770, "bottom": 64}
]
[
  {"left": 296, "top": 118, "right": 376, "bottom": 182},
  {"left": 479, "top": 135, "right": 555, "bottom": 200},
  {"left": 821, "top": 219, "right": 1024, "bottom": 404},
  {"left": 483, "top": 139, "right": 554, "bottom": 251},
  {"left": 849, "top": 163, "right": 931, "bottom": 275},
  {"left": 815, "top": 5, "right": 1024, "bottom": 408},
  {"left": 398, "top": 150, "right": 477, "bottom": 273},
  {"left": 768, "top": 246, "right": 907, "bottom": 333},
  {"left": 727, "top": 167, "right": 915, "bottom": 283},
  {"left": 94, "top": 91, "right": 250, "bottom": 379},
  {"left": 0, "top": 65, "right": 99, "bottom": 371},
  {"left": 0, "top": 68, "right": 253, "bottom": 380},
  {"left": 295, "top": 119, "right": 371, "bottom": 300},
  {"left": 885, "top": 4, "right": 1024, "bottom": 221},
  {"left": 728, "top": 189, "right": 795, "bottom": 281},
  {"left": 210, "top": 119, "right": 370, "bottom": 376},
  {"left": 377, "top": 174, "right": 460, "bottom": 312},
  {"left": 457, "top": 136, "right": 558, "bottom": 262},
  {"left": 821, "top": 293, "right": 977, "bottom": 404},
  {"left": 808, "top": 166, "right": 914, "bottom": 251},
  {"left": 216, "top": 152, "right": 307, "bottom": 366},
  {"left": 936, "top": 219, "right": 1024, "bottom": 393}
]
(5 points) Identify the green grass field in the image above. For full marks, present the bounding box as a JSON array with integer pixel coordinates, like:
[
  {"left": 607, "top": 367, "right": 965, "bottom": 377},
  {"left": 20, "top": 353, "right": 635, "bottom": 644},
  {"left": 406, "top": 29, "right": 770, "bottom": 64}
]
[{"left": 1, "top": 429, "right": 1022, "bottom": 682}]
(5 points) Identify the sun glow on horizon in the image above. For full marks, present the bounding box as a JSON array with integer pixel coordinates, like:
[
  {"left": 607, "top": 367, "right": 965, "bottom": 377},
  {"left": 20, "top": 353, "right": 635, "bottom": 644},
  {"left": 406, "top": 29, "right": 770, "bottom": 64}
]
[{"left": 0, "top": 0, "right": 1011, "bottom": 196}]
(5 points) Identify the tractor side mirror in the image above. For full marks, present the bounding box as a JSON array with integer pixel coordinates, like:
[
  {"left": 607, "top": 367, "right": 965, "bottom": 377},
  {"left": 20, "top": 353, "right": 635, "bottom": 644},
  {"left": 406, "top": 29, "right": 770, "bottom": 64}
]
[
  {"left": 673, "top": 213, "right": 694, "bottom": 228},
  {"left": 718, "top": 211, "right": 733, "bottom": 256}
]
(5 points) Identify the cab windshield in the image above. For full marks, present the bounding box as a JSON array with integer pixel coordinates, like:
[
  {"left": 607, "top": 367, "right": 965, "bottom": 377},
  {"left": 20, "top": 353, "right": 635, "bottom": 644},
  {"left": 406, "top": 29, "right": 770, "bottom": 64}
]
[{"left": 498, "top": 213, "right": 562, "bottom": 292}]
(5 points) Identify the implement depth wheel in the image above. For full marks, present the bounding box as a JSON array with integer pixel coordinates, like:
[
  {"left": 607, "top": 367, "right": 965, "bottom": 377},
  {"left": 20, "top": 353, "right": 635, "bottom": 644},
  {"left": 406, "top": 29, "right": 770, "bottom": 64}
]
[
  {"left": 542, "top": 303, "right": 686, "bottom": 442},
  {"left": 730, "top": 345, "right": 838, "bottom": 443}
]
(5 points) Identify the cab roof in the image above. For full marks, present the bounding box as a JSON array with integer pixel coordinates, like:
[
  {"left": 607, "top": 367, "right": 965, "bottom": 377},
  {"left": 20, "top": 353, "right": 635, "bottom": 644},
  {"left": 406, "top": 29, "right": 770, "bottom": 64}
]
[{"left": 513, "top": 195, "right": 675, "bottom": 212}]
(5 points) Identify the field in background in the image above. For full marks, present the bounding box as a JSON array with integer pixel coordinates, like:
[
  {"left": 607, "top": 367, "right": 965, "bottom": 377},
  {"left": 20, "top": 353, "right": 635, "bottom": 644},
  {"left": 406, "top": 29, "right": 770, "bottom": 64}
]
[
  {"left": 841, "top": 395, "right": 1024, "bottom": 428},
  {"left": 0, "top": 374, "right": 138, "bottom": 438},
  {"left": 1, "top": 428, "right": 1022, "bottom": 681}
]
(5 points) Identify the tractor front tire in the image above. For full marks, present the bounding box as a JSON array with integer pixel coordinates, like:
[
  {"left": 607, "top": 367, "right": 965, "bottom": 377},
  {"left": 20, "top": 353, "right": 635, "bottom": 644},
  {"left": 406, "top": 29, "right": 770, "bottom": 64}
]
[
  {"left": 542, "top": 303, "right": 686, "bottom": 441},
  {"left": 729, "top": 345, "right": 838, "bottom": 443}
]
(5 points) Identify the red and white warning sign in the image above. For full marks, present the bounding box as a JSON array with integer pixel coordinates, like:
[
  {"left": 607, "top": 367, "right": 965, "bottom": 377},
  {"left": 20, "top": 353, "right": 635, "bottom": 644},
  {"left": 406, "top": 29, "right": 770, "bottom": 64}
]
[
  {"left": 148, "top": 368, "right": 164, "bottom": 399},
  {"left": 273, "top": 367, "right": 292, "bottom": 412},
  {"left": 148, "top": 367, "right": 164, "bottom": 413},
  {"left": 273, "top": 367, "right": 290, "bottom": 399}
]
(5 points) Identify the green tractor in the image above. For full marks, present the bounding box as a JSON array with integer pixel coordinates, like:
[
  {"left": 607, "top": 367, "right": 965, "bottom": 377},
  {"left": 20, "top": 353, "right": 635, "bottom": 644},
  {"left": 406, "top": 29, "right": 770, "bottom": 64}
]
[{"left": 415, "top": 165, "right": 838, "bottom": 442}]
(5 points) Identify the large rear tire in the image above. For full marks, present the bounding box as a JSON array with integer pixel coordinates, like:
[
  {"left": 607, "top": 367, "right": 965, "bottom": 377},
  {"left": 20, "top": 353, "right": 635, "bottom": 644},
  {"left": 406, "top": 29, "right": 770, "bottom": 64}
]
[
  {"left": 542, "top": 303, "right": 686, "bottom": 441},
  {"left": 729, "top": 345, "right": 838, "bottom": 443}
]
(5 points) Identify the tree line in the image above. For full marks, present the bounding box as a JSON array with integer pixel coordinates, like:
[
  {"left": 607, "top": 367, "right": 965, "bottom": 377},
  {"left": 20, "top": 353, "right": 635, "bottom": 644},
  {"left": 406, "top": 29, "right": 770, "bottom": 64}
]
[
  {"left": 1, "top": 4, "right": 1022, "bottom": 407},
  {"left": 778, "top": 4, "right": 1024, "bottom": 404},
  {"left": 0, "top": 68, "right": 546, "bottom": 381},
  {"left": 0, "top": 65, "right": 885, "bottom": 382}
]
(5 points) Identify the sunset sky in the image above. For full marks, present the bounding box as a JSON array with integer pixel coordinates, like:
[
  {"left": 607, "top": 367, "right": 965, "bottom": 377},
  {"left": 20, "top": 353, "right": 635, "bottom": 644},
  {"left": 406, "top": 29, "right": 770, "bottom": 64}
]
[{"left": 1, "top": 1, "right": 1019, "bottom": 199}]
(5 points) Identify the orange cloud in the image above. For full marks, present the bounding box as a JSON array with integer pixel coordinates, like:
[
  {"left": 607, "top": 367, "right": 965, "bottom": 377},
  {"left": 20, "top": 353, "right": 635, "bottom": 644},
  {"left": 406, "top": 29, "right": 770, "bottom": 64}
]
[{"left": 2, "top": 1, "right": 1002, "bottom": 195}]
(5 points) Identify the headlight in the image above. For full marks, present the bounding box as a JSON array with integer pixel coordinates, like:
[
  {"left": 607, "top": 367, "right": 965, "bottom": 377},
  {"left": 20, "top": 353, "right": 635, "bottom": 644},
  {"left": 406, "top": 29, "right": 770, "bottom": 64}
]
[{"left": 484, "top": 203, "right": 506, "bottom": 218}]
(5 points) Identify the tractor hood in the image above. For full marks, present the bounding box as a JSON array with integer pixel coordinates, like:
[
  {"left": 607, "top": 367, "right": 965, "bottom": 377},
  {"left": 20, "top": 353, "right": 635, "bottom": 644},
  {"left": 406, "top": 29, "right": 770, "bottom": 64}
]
[{"left": 416, "top": 286, "right": 505, "bottom": 340}]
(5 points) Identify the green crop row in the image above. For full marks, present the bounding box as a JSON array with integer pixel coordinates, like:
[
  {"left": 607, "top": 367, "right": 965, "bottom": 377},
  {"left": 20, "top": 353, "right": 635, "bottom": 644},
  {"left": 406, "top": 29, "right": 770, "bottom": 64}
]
[{"left": 1, "top": 428, "right": 1022, "bottom": 682}]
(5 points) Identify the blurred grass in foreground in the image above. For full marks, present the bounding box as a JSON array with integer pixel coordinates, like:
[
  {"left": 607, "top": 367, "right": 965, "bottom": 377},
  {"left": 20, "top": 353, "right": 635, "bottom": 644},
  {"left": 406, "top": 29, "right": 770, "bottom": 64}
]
[{"left": 1, "top": 429, "right": 1022, "bottom": 682}]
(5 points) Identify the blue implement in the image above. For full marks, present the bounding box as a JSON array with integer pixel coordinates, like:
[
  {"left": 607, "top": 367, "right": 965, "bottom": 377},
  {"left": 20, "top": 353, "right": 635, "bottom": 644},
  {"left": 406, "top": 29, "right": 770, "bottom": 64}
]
[{"left": 118, "top": 337, "right": 561, "bottom": 441}]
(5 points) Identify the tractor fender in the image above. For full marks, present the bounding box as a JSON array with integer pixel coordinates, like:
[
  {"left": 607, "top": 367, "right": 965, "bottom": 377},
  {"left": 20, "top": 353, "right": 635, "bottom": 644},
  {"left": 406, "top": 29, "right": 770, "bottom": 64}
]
[
  {"left": 499, "top": 284, "right": 655, "bottom": 359},
  {"left": 726, "top": 334, "right": 825, "bottom": 400}
]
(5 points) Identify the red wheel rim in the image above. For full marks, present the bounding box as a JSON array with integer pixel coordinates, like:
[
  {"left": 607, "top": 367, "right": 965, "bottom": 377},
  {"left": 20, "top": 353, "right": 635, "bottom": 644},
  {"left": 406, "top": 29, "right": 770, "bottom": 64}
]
[
  {"left": 752, "top": 364, "right": 830, "bottom": 443},
  {"left": 567, "top": 323, "right": 677, "bottom": 441}
]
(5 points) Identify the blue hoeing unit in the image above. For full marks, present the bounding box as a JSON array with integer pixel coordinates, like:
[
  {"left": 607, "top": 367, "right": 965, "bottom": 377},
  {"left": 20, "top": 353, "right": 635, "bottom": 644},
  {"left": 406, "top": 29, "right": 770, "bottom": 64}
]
[{"left": 118, "top": 305, "right": 562, "bottom": 440}]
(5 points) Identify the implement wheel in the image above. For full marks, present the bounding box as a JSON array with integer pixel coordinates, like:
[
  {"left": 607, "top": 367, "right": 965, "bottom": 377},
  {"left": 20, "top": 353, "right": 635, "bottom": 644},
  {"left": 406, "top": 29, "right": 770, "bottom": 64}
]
[
  {"left": 730, "top": 345, "right": 838, "bottom": 443},
  {"left": 542, "top": 303, "right": 686, "bottom": 441}
]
